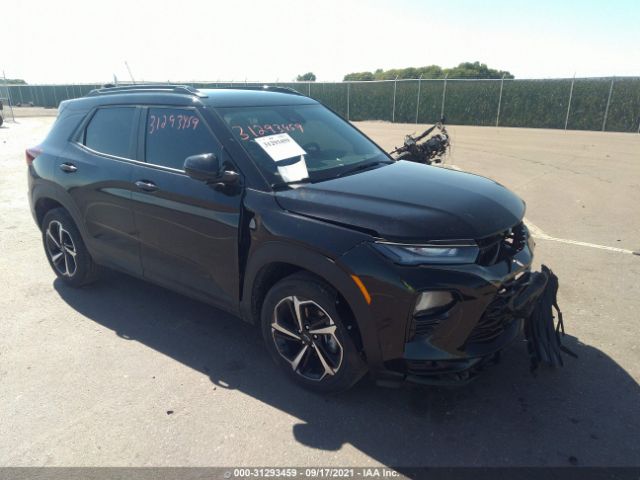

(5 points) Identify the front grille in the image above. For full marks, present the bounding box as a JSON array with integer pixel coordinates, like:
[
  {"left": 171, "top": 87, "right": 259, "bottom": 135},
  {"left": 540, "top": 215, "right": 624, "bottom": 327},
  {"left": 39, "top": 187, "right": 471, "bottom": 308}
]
[
  {"left": 476, "top": 222, "right": 527, "bottom": 266},
  {"left": 465, "top": 277, "right": 525, "bottom": 345}
]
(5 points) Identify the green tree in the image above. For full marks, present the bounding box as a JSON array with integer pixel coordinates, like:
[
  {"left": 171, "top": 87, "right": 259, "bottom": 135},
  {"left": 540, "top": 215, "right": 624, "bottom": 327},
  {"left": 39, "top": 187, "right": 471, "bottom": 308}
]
[
  {"left": 296, "top": 72, "right": 316, "bottom": 81},
  {"left": 343, "top": 71, "right": 375, "bottom": 81},
  {"left": 444, "top": 62, "right": 514, "bottom": 79},
  {"left": 3, "top": 78, "right": 27, "bottom": 84},
  {"left": 343, "top": 62, "right": 512, "bottom": 81}
]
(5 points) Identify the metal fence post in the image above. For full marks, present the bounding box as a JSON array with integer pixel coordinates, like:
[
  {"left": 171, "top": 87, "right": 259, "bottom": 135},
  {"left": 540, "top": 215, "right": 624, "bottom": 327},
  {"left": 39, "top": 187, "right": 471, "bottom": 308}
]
[
  {"left": 496, "top": 74, "right": 505, "bottom": 127},
  {"left": 347, "top": 82, "right": 350, "bottom": 121},
  {"left": 392, "top": 76, "right": 398, "bottom": 123},
  {"left": 2, "top": 71, "right": 15, "bottom": 122},
  {"left": 564, "top": 74, "right": 575, "bottom": 130},
  {"left": 602, "top": 77, "right": 614, "bottom": 131},
  {"left": 440, "top": 74, "right": 448, "bottom": 119},
  {"left": 18, "top": 85, "right": 24, "bottom": 105},
  {"left": 415, "top": 74, "right": 422, "bottom": 124},
  {"left": 308, "top": 81, "right": 311, "bottom": 96}
]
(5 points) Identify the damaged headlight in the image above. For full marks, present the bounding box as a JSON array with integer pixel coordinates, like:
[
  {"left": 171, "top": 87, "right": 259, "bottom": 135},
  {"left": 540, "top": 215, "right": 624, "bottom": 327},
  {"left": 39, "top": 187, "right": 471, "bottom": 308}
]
[{"left": 372, "top": 241, "right": 479, "bottom": 265}]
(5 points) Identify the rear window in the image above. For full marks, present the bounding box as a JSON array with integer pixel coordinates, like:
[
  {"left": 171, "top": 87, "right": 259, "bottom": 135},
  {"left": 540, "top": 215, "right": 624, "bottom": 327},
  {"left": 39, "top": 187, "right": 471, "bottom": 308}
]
[{"left": 84, "top": 107, "right": 136, "bottom": 158}]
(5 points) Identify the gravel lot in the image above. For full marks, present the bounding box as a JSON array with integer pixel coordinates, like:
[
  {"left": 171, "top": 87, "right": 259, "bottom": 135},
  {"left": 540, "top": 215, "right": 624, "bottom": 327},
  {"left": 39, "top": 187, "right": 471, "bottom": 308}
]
[{"left": 1, "top": 117, "right": 639, "bottom": 467}]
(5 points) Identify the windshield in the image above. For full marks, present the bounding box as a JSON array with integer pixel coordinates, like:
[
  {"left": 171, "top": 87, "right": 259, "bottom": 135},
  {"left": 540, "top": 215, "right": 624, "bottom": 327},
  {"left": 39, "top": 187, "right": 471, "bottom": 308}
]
[{"left": 218, "top": 104, "right": 389, "bottom": 186}]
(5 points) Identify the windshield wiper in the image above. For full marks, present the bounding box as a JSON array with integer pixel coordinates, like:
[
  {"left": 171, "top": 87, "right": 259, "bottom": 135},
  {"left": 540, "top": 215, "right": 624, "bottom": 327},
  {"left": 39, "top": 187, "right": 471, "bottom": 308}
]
[
  {"left": 334, "top": 160, "right": 392, "bottom": 179},
  {"left": 271, "top": 179, "right": 312, "bottom": 190}
]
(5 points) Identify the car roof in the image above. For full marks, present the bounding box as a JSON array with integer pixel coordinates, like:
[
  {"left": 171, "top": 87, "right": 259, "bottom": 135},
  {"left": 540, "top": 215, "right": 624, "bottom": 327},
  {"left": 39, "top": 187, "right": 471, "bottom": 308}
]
[
  {"left": 72, "top": 85, "right": 318, "bottom": 109},
  {"left": 200, "top": 88, "right": 317, "bottom": 107}
]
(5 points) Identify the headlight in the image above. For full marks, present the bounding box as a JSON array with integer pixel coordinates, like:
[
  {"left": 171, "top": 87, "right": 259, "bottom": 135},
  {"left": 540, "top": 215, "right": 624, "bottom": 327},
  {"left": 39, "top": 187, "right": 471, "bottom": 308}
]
[{"left": 372, "top": 242, "right": 479, "bottom": 265}]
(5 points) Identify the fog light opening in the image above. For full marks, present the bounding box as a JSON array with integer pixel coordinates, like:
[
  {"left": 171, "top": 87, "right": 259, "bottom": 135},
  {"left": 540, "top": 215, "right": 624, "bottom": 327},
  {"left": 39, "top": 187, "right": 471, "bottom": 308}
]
[{"left": 414, "top": 291, "right": 454, "bottom": 315}]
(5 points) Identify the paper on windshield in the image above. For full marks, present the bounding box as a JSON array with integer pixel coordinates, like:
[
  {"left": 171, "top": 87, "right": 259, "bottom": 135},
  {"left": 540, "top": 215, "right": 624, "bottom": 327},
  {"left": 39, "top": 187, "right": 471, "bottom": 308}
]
[{"left": 254, "top": 133, "right": 309, "bottom": 183}]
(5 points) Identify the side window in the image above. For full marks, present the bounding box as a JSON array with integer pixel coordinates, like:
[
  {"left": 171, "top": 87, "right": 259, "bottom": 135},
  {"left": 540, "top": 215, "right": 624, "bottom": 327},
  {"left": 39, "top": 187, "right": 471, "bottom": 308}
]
[
  {"left": 84, "top": 107, "right": 136, "bottom": 158},
  {"left": 145, "top": 108, "right": 216, "bottom": 170}
]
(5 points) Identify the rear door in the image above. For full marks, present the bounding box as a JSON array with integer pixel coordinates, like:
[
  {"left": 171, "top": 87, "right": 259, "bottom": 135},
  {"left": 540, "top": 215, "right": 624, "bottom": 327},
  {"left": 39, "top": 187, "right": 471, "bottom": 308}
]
[
  {"left": 59, "top": 105, "right": 142, "bottom": 275},
  {"left": 130, "top": 106, "right": 242, "bottom": 311}
]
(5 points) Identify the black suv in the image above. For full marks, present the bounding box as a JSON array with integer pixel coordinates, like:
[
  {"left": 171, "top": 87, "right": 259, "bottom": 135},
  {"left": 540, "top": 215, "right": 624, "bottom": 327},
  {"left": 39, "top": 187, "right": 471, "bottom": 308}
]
[{"left": 28, "top": 85, "right": 537, "bottom": 392}]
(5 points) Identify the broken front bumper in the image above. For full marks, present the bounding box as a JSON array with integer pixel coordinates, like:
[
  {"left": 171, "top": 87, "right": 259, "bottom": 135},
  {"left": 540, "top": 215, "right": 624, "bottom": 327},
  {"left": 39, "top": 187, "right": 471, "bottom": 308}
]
[
  {"left": 341, "top": 238, "right": 549, "bottom": 386},
  {"left": 402, "top": 270, "right": 549, "bottom": 386}
]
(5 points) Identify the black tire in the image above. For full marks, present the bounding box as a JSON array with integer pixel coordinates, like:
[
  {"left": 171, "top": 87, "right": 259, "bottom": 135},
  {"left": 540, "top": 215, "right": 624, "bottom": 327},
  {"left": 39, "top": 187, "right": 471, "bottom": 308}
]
[
  {"left": 261, "top": 272, "right": 367, "bottom": 393},
  {"left": 0, "top": 115, "right": 4, "bottom": 127},
  {"left": 41, "top": 208, "right": 100, "bottom": 287}
]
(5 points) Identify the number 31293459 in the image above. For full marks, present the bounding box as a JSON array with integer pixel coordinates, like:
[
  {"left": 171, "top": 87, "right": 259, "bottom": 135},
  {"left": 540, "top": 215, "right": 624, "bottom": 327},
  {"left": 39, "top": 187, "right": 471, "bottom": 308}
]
[
  {"left": 232, "top": 123, "right": 304, "bottom": 141},
  {"left": 148, "top": 114, "right": 200, "bottom": 134}
]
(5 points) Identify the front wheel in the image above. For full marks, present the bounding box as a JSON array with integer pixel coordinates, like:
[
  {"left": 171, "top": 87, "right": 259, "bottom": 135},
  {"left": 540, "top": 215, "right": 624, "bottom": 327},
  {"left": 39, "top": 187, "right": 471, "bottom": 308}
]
[{"left": 261, "top": 272, "right": 367, "bottom": 393}]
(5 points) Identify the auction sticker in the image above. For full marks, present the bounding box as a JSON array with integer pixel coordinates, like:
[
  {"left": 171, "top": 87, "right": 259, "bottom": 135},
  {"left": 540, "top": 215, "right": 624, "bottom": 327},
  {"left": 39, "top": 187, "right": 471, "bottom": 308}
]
[
  {"left": 254, "top": 133, "right": 307, "bottom": 162},
  {"left": 254, "top": 133, "right": 309, "bottom": 182}
]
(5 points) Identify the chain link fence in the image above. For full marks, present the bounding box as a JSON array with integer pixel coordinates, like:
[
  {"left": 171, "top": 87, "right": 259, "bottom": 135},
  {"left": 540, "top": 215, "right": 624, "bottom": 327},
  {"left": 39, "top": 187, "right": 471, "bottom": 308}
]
[{"left": 2, "top": 77, "right": 639, "bottom": 132}]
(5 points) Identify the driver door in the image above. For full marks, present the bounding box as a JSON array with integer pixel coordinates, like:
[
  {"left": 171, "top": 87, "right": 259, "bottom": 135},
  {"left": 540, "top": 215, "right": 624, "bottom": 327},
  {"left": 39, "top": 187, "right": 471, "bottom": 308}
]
[{"left": 130, "top": 106, "right": 242, "bottom": 311}]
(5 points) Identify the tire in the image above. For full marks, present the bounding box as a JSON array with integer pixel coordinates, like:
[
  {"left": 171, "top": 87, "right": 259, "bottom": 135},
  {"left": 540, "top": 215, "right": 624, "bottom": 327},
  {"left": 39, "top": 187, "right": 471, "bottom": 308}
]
[
  {"left": 261, "top": 272, "right": 367, "bottom": 393},
  {"left": 41, "top": 208, "right": 100, "bottom": 287},
  {"left": 0, "top": 115, "right": 4, "bottom": 127}
]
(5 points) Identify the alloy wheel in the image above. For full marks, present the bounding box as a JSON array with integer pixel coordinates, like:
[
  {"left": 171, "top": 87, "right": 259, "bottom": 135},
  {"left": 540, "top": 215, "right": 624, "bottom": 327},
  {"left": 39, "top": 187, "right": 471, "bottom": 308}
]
[
  {"left": 271, "top": 296, "right": 344, "bottom": 381},
  {"left": 45, "top": 220, "right": 78, "bottom": 277}
]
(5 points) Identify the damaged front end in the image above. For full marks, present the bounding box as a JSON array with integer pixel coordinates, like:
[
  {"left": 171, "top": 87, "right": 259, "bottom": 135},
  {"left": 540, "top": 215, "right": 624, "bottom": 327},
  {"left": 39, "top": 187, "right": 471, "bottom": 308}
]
[{"left": 399, "top": 265, "right": 576, "bottom": 386}]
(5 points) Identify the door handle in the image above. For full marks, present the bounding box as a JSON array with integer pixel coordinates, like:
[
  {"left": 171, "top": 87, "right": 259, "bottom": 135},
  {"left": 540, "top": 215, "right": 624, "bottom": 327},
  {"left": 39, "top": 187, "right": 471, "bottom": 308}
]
[
  {"left": 135, "top": 180, "right": 159, "bottom": 192},
  {"left": 59, "top": 162, "right": 78, "bottom": 173}
]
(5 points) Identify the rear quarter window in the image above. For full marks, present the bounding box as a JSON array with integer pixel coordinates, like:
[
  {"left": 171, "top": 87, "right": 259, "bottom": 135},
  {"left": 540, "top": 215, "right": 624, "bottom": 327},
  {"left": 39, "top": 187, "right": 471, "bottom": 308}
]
[{"left": 84, "top": 107, "right": 137, "bottom": 158}]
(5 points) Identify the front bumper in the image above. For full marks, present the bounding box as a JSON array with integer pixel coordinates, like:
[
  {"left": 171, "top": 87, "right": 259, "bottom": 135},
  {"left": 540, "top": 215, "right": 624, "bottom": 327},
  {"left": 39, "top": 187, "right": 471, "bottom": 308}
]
[{"left": 340, "top": 237, "right": 541, "bottom": 385}]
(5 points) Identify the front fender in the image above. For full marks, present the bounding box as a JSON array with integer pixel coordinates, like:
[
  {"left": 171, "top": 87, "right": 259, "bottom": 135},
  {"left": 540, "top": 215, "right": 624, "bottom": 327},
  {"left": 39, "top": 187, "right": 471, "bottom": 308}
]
[{"left": 241, "top": 240, "right": 385, "bottom": 370}]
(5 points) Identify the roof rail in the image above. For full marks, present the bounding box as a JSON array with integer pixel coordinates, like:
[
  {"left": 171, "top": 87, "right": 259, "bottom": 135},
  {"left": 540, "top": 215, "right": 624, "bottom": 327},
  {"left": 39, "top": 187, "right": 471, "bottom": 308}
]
[
  {"left": 87, "top": 84, "right": 207, "bottom": 98},
  {"left": 205, "top": 85, "right": 304, "bottom": 96}
]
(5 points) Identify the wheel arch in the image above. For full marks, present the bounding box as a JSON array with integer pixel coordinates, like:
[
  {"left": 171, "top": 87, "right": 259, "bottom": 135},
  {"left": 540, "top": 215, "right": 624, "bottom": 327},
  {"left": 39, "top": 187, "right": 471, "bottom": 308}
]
[
  {"left": 31, "top": 183, "right": 87, "bottom": 238},
  {"left": 35, "top": 197, "right": 64, "bottom": 228},
  {"left": 241, "top": 242, "right": 372, "bottom": 355}
]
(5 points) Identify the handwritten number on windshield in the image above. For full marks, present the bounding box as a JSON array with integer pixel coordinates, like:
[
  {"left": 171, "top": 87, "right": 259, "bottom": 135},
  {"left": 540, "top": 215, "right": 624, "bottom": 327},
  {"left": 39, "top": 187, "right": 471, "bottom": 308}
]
[{"left": 232, "top": 123, "right": 304, "bottom": 141}]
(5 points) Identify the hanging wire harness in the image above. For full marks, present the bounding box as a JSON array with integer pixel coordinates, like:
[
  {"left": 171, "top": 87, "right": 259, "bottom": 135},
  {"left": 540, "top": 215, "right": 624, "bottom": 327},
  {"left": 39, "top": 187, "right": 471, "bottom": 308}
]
[{"left": 523, "top": 265, "right": 578, "bottom": 372}]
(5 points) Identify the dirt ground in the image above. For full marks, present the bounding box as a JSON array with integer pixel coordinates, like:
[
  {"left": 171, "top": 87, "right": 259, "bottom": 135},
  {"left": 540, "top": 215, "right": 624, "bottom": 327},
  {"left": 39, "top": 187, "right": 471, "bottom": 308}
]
[
  {"left": 1, "top": 117, "right": 639, "bottom": 467},
  {"left": 2, "top": 106, "right": 59, "bottom": 118}
]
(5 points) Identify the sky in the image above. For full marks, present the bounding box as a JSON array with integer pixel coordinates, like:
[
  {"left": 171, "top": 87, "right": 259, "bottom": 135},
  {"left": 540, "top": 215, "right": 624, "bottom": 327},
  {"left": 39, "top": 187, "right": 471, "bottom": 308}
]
[{"left": 3, "top": 0, "right": 639, "bottom": 84}]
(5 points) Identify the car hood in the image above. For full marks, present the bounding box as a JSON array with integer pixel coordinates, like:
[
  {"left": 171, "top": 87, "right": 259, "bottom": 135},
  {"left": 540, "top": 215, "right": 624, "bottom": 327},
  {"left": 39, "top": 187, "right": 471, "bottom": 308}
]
[{"left": 275, "top": 161, "right": 525, "bottom": 242}]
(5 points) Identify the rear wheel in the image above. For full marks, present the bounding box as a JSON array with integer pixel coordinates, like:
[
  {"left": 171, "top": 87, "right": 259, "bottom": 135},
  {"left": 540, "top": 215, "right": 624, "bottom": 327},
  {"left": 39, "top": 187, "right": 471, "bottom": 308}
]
[
  {"left": 42, "top": 208, "right": 99, "bottom": 287},
  {"left": 261, "top": 272, "right": 366, "bottom": 393}
]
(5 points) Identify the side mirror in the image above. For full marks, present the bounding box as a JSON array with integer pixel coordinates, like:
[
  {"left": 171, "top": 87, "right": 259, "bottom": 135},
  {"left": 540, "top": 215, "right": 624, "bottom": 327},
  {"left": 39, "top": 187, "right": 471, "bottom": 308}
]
[
  {"left": 184, "top": 153, "right": 220, "bottom": 182},
  {"left": 184, "top": 152, "right": 240, "bottom": 187}
]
